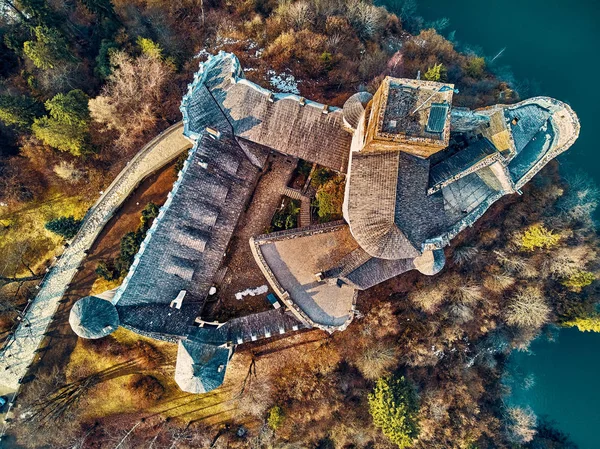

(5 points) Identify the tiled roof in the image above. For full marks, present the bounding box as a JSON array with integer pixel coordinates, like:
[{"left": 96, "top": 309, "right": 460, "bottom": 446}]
[
  {"left": 346, "top": 150, "right": 447, "bottom": 259},
  {"left": 115, "top": 87, "right": 262, "bottom": 336},
  {"left": 192, "top": 52, "right": 352, "bottom": 172},
  {"left": 505, "top": 104, "right": 551, "bottom": 154},
  {"left": 429, "top": 137, "right": 498, "bottom": 188},
  {"left": 69, "top": 296, "right": 119, "bottom": 339}
]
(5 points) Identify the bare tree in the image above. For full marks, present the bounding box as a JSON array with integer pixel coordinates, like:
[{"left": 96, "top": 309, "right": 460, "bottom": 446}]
[
  {"left": 505, "top": 287, "right": 550, "bottom": 329},
  {"left": 504, "top": 406, "right": 537, "bottom": 444}
]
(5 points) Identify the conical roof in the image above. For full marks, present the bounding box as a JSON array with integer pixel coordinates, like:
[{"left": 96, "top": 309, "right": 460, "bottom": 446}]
[
  {"left": 342, "top": 91, "right": 373, "bottom": 130},
  {"left": 174, "top": 340, "right": 231, "bottom": 394},
  {"left": 69, "top": 296, "right": 120, "bottom": 339}
]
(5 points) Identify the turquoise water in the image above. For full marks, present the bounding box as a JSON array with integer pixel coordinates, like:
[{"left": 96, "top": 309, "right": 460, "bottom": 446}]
[
  {"left": 505, "top": 328, "right": 600, "bottom": 448},
  {"left": 378, "top": 1, "right": 600, "bottom": 447}
]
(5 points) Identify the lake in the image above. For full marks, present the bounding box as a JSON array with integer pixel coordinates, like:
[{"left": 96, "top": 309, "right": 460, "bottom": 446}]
[{"left": 379, "top": 0, "right": 600, "bottom": 447}]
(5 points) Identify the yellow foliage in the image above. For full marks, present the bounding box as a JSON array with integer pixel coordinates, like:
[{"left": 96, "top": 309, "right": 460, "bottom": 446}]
[
  {"left": 563, "top": 314, "right": 600, "bottom": 332},
  {"left": 561, "top": 270, "right": 595, "bottom": 292},
  {"left": 520, "top": 224, "right": 560, "bottom": 251}
]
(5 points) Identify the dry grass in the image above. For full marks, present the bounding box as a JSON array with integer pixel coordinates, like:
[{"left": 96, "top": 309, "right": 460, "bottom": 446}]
[
  {"left": 65, "top": 327, "right": 236, "bottom": 424},
  {"left": 0, "top": 189, "right": 92, "bottom": 276}
]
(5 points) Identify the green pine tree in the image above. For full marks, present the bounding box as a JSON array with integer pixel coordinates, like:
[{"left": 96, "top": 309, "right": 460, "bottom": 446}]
[
  {"left": 45, "top": 216, "right": 82, "bottom": 239},
  {"left": 368, "top": 375, "right": 420, "bottom": 448},
  {"left": 32, "top": 90, "right": 92, "bottom": 156},
  {"left": 0, "top": 94, "right": 41, "bottom": 128},
  {"left": 23, "top": 26, "right": 76, "bottom": 69}
]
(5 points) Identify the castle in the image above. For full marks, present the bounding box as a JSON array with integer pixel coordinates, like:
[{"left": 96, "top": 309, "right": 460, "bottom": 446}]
[{"left": 69, "top": 52, "right": 580, "bottom": 393}]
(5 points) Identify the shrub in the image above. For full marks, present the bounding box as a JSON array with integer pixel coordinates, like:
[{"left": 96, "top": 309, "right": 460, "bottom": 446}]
[
  {"left": 368, "top": 375, "right": 419, "bottom": 448},
  {"left": 267, "top": 405, "right": 285, "bottom": 430},
  {"left": 561, "top": 270, "right": 595, "bottom": 292},
  {"left": 452, "top": 245, "right": 478, "bottom": 266},
  {"left": 355, "top": 342, "right": 398, "bottom": 380},
  {"left": 95, "top": 260, "right": 119, "bottom": 281},
  {"left": 141, "top": 202, "right": 159, "bottom": 229},
  {"left": 128, "top": 374, "right": 165, "bottom": 405},
  {"left": 315, "top": 176, "right": 345, "bottom": 222},
  {"left": 465, "top": 56, "right": 485, "bottom": 79},
  {"left": 520, "top": 224, "right": 560, "bottom": 251},
  {"left": 483, "top": 272, "right": 515, "bottom": 293},
  {"left": 45, "top": 216, "right": 82, "bottom": 239}
]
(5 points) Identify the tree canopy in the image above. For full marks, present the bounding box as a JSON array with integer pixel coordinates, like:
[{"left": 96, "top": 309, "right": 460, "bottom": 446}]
[
  {"left": 563, "top": 314, "right": 600, "bottom": 332},
  {"left": 0, "top": 94, "right": 41, "bottom": 128},
  {"left": 368, "top": 375, "right": 420, "bottom": 448},
  {"left": 31, "top": 90, "right": 91, "bottom": 156},
  {"left": 23, "top": 26, "right": 75, "bottom": 70}
]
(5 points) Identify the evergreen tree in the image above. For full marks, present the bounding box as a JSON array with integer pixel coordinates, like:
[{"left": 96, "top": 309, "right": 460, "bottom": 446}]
[
  {"left": 32, "top": 90, "right": 91, "bottom": 156},
  {"left": 0, "top": 94, "right": 41, "bottom": 128},
  {"left": 563, "top": 314, "right": 600, "bottom": 332},
  {"left": 79, "top": 0, "right": 117, "bottom": 21},
  {"left": 137, "top": 37, "right": 163, "bottom": 60},
  {"left": 45, "top": 216, "right": 82, "bottom": 239},
  {"left": 23, "top": 26, "right": 75, "bottom": 69},
  {"left": 140, "top": 202, "right": 159, "bottom": 229},
  {"left": 95, "top": 39, "right": 118, "bottom": 79},
  {"left": 368, "top": 375, "right": 420, "bottom": 448}
]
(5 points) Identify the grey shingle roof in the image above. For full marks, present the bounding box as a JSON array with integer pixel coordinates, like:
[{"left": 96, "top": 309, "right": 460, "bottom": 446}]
[
  {"left": 174, "top": 340, "right": 231, "bottom": 394},
  {"left": 429, "top": 137, "right": 498, "bottom": 189},
  {"left": 114, "top": 87, "right": 262, "bottom": 336},
  {"left": 505, "top": 104, "right": 551, "bottom": 154}
]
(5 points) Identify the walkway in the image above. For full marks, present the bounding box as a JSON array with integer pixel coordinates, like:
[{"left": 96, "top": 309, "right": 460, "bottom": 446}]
[{"left": 0, "top": 123, "right": 191, "bottom": 392}]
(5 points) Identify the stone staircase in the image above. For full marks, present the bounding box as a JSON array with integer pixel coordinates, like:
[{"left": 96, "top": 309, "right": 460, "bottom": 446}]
[{"left": 281, "top": 187, "right": 311, "bottom": 227}]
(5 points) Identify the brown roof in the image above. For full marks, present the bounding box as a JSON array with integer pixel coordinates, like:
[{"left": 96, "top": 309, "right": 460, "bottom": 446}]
[
  {"left": 201, "top": 53, "right": 351, "bottom": 172},
  {"left": 346, "top": 150, "right": 447, "bottom": 259}
]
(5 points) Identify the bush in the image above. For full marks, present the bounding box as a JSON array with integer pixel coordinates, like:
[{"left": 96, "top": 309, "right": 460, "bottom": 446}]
[
  {"left": 128, "top": 374, "right": 165, "bottom": 405},
  {"left": 355, "top": 342, "right": 398, "bottom": 380},
  {"left": 465, "top": 56, "right": 485, "bottom": 79},
  {"left": 368, "top": 375, "right": 419, "bottom": 448},
  {"left": 95, "top": 260, "right": 119, "bottom": 281},
  {"left": 423, "top": 63, "right": 446, "bottom": 81},
  {"left": 45, "top": 216, "right": 82, "bottom": 239},
  {"left": 520, "top": 224, "right": 560, "bottom": 251},
  {"left": 140, "top": 202, "right": 159, "bottom": 229},
  {"left": 267, "top": 405, "right": 285, "bottom": 430},
  {"left": 315, "top": 176, "right": 345, "bottom": 222}
]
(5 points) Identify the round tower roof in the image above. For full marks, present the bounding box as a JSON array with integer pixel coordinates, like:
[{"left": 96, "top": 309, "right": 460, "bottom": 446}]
[
  {"left": 343, "top": 91, "right": 373, "bottom": 130},
  {"left": 69, "top": 296, "right": 119, "bottom": 339}
]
